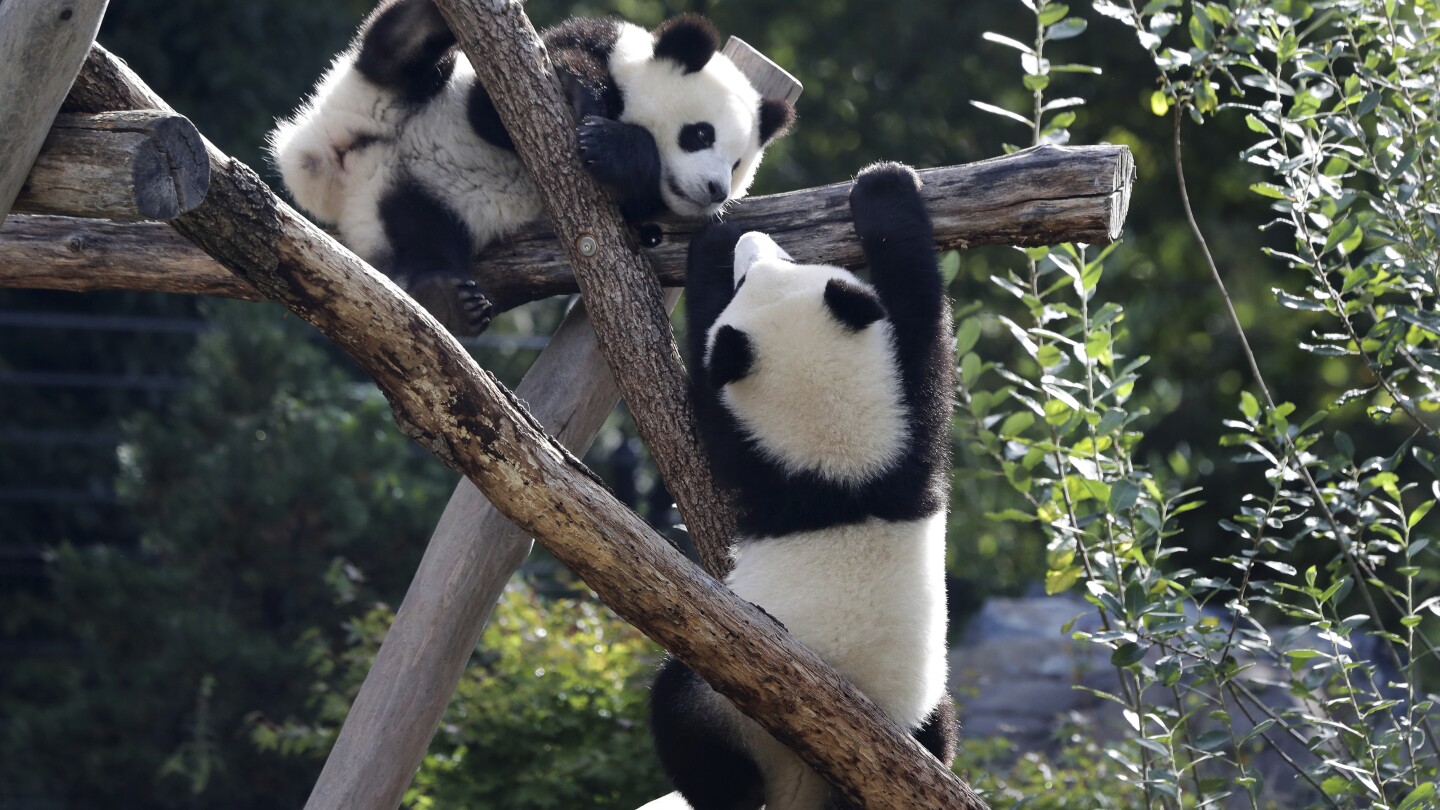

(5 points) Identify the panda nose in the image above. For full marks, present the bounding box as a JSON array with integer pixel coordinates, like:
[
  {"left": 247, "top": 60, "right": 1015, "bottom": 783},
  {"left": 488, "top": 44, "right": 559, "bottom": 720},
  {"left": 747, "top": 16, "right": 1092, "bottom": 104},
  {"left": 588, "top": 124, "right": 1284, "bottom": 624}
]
[{"left": 706, "top": 180, "right": 728, "bottom": 204}]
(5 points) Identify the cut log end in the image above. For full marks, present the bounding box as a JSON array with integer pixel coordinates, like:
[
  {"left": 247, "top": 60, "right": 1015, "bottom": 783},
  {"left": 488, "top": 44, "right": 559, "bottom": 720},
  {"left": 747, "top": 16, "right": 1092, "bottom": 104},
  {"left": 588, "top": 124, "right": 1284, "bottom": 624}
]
[{"left": 11, "top": 110, "right": 210, "bottom": 221}]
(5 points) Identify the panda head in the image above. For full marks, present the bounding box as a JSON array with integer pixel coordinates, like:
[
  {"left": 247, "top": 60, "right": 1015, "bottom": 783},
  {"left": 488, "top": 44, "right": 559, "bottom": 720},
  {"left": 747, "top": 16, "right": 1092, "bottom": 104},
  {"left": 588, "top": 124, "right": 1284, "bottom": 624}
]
[
  {"left": 703, "top": 232, "right": 909, "bottom": 486},
  {"left": 611, "top": 16, "right": 796, "bottom": 218}
]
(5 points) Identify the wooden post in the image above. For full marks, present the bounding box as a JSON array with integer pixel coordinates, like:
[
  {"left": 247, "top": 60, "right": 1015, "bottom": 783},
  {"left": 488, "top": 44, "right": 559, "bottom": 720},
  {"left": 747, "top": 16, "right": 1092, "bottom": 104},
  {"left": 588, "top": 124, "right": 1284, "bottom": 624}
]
[
  {"left": 12, "top": 111, "right": 209, "bottom": 220},
  {"left": 0, "top": 0, "right": 109, "bottom": 224},
  {"left": 306, "top": 292, "right": 679, "bottom": 810}
]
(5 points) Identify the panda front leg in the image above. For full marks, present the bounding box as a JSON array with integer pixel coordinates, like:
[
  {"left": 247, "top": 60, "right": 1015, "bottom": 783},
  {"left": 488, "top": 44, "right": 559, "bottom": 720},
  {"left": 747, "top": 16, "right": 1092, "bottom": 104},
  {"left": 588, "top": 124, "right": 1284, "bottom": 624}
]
[
  {"left": 651, "top": 658, "right": 766, "bottom": 810},
  {"left": 847, "top": 162, "right": 943, "bottom": 331},
  {"left": 378, "top": 178, "right": 494, "bottom": 336},
  {"left": 577, "top": 116, "right": 667, "bottom": 221}
]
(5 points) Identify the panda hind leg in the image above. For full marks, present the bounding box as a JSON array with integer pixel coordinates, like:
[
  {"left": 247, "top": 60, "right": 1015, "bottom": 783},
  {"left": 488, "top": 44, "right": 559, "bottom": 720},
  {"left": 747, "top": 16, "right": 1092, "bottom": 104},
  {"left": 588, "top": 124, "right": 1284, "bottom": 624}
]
[
  {"left": 914, "top": 696, "right": 960, "bottom": 766},
  {"left": 356, "top": 0, "right": 458, "bottom": 103},
  {"left": 378, "top": 178, "right": 493, "bottom": 336},
  {"left": 651, "top": 658, "right": 766, "bottom": 810}
]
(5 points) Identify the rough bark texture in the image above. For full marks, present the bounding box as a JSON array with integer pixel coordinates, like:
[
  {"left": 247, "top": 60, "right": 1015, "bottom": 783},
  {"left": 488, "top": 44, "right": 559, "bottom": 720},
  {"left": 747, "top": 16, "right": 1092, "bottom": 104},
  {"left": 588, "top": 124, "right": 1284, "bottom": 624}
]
[
  {"left": 12, "top": 111, "right": 209, "bottom": 220},
  {"left": 432, "top": 0, "right": 737, "bottom": 579},
  {"left": 64, "top": 42, "right": 989, "bottom": 810},
  {"left": 0, "top": 145, "right": 1133, "bottom": 308},
  {"left": 0, "top": 0, "right": 109, "bottom": 224},
  {"left": 307, "top": 292, "right": 679, "bottom": 810}
]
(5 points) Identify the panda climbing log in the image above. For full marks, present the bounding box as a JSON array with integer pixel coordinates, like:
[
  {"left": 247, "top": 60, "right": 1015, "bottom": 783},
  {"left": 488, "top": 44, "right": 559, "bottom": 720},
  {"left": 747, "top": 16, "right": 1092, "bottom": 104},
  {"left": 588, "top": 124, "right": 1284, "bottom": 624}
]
[{"left": 271, "top": 0, "right": 795, "bottom": 334}]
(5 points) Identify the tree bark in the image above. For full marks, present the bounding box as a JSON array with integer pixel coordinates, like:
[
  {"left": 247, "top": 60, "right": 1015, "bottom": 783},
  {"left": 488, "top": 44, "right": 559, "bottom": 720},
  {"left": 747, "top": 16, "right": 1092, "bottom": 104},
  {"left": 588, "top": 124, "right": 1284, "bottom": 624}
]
[
  {"left": 0, "top": 144, "right": 1132, "bottom": 307},
  {"left": 63, "top": 42, "right": 989, "bottom": 810},
  {"left": 12, "top": 111, "right": 209, "bottom": 221},
  {"left": 431, "top": 0, "right": 741, "bottom": 579},
  {"left": 0, "top": 0, "right": 109, "bottom": 225}
]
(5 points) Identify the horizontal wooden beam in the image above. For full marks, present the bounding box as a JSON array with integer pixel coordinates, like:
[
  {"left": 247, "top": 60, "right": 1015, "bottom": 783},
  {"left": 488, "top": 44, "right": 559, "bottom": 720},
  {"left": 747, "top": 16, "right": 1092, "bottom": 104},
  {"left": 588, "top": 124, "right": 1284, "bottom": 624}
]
[
  {"left": 13, "top": 110, "right": 208, "bottom": 221},
  {"left": 0, "top": 144, "right": 1133, "bottom": 309}
]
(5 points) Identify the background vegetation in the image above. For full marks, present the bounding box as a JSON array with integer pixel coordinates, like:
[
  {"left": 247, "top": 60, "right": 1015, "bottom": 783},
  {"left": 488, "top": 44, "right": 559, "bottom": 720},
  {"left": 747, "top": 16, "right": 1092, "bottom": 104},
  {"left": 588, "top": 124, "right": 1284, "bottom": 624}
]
[{"left": 1, "top": 0, "right": 1436, "bottom": 807}]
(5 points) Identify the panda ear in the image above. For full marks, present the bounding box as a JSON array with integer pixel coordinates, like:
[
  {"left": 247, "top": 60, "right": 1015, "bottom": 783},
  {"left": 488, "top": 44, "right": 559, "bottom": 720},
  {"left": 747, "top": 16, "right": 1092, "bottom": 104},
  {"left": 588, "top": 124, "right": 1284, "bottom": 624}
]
[
  {"left": 707, "top": 325, "right": 754, "bottom": 387},
  {"left": 824, "top": 279, "right": 886, "bottom": 331},
  {"left": 653, "top": 14, "right": 719, "bottom": 74},
  {"left": 759, "top": 99, "right": 796, "bottom": 145}
]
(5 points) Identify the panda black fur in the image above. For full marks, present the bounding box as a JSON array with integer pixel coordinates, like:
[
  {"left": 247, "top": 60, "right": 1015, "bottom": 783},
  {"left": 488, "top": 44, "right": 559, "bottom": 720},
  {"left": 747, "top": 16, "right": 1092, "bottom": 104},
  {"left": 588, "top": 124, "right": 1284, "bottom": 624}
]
[
  {"left": 270, "top": 0, "right": 795, "bottom": 334},
  {"left": 650, "top": 162, "right": 957, "bottom": 810}
]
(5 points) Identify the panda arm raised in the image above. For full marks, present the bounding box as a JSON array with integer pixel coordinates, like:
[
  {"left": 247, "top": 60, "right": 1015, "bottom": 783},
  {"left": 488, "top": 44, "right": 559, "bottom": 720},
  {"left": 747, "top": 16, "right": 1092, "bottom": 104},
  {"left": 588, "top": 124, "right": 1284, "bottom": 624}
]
[
  {"left": 848, "top": 163, "right": 944, "bottom": 335},
  {"left": 683, "top": 222, "right": 743, "bottom": 373}
]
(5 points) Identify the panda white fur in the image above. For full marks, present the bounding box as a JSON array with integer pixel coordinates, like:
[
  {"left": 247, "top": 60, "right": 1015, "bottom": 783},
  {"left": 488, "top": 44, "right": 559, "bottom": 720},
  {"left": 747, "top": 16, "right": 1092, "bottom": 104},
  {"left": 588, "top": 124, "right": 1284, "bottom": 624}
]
[
  {"left": 269, "top": 0, "right": 795, "bottom": 334},
  {"left": 651, "top": 162, "right": 957, "bottom": 810}
]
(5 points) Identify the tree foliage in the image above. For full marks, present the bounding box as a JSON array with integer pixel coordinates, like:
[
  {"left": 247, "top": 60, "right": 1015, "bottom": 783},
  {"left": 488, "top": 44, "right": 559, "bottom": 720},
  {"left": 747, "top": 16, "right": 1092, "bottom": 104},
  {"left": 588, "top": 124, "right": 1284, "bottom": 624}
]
[
  {"left": 256, "top": 583, "right": 668, "bottom": 809},
  {"left": 0, "top": 302, "right": 452, "bottom": 808},
  {"left": 956, "top": 0, "right": 1440, "bottom": 806}
]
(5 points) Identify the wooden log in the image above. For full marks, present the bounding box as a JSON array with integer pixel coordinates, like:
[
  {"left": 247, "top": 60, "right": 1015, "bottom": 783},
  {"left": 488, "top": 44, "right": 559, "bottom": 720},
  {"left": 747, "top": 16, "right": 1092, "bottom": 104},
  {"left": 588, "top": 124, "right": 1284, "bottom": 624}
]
[
  {"left": 307, "top": 292, "right": 679, "bottom": 810},
  {"left": 12, "top": 111, "right": 209, "bottom": 221},
  {"left": 0, "top": 144, "right": 1134, "bottom": 306},
  {"left": 0, "top": 216, "right": 262, "bottom": 299},
  {"left": 722, "top": 37, "right": 802, "bottom": 104},
  {"left": 0, "top": 0, "right": 109, "bottom": 225},
  {"left": 64, "top": 43, "right": 989, "bottom": 810}
]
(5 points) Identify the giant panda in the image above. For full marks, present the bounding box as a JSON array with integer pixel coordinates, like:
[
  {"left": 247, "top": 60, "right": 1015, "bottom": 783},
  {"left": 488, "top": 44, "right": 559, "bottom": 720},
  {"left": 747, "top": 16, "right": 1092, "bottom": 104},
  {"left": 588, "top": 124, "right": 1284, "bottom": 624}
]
[
  {"left": 269, "top": 0, "right": 795, "bottom": 334},
  {"left": 650, "top": 162, "right": 957, "bottom": 810}
]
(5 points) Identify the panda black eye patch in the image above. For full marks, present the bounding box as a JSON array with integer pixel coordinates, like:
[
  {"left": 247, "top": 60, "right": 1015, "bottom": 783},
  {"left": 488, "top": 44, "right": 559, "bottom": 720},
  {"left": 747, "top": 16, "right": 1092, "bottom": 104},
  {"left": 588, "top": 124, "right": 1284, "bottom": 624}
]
[{"left": 679, "top": 122, "right": 716, "bottom": 152}]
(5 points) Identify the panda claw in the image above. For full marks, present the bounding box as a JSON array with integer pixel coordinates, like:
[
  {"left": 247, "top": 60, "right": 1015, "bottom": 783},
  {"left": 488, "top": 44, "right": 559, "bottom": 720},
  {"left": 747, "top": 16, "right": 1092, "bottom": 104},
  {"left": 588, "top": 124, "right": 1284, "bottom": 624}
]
[{"left": 407, "top": 272, "right": 494, "bottom": 336}]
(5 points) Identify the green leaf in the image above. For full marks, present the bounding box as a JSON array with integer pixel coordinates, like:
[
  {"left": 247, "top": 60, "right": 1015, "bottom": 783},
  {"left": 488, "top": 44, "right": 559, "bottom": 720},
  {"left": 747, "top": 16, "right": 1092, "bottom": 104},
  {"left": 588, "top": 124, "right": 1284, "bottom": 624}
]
[
  {"left": 1023, "top": 72, "right": 1051, "bottom": 92},
  {"left": 1045, "top": 17, "right": 1087, "bottom": 40},
  {"left": 1408, "top": 501, "right": 1434, "bottom": 530},
  {"left": 1398, "top": 783, "right": 1435, "bottom": 810},
  {"left": 1188, "top": 12, "right": 1210, "bottom": 49},
  {"left": 1110, "top": 641, "right": 1146, "bottom": 667},
  {"left": 1149, "top": 90, "right": 1170, "bottom": 116},
  {"left": 1043, "top": 397, "right": 1071, "bottom": 426},
  {"left": 1109, "top": 480, "right": 1141, "bottom": 512},
  {"left": 1156, "top": 655, "right": 1181, "bottom": 686},
  {"left": 960, "top": 352, "right": 982, "bottom": 387},
  {"left": 1250, "top": 182, "right": 1287, "bottom": 199},
  {"left": 1037, "top": 344, "right": 1062, "bottom": 368},
  {"left": 980, "top": 31, "right": 1035, "bottom": 54},
  {"left": 970, "top": 100, "right": 1033, "bottom": 128},
  {"left": 955, "top": 318, "right": 982, "bottom": 356},
  {"left": 1038, "top": 3, "right": 1069, "bottom": 25},
  {"left": 1046, "top": 566, "right": 1081, "bottom": 594},
  {"left": 1320, "top": 776, "right": 1351, "bottom": 795},
  {"left": 1192, "top": 729, "right": 1230, "bottom": 751},
  {"left": 1000, "top": 411, "right": 1035, "bottom": 437},
  {"left": 939, "top": 250, "right": 961, "bottom": 286},
  {"left": 1239, "top": 391, "right": 1259, "bottom": 420}
]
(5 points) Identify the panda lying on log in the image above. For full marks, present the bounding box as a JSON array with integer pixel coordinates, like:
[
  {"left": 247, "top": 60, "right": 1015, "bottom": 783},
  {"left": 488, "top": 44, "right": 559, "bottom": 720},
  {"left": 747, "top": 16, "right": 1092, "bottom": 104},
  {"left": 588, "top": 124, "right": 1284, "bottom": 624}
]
[
  {"left": 650, "top": 162, "right": 957, "bottom": 810},
  {"left": 270, "top": 0, "right": 795, "bottom": 334}
]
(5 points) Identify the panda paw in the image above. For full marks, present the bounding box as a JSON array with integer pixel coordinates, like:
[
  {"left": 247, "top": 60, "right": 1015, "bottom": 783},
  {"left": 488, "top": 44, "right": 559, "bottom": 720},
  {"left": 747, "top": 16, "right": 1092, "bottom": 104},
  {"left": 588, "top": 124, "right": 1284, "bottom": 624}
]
[
  {"left": 576, "top": 116, "right": 631, "bottom": 184},
  {"left": 407, "top": 272, "right": 494, "bottom": 336},
  {"left": 849, "top": 161, "right": 931, "bottom": 244},
  {"left": 577, "top": 116, "right": 663, "bottom": 206}
]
